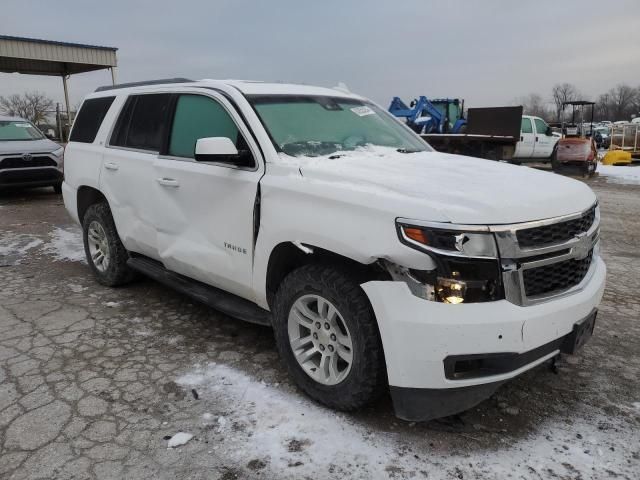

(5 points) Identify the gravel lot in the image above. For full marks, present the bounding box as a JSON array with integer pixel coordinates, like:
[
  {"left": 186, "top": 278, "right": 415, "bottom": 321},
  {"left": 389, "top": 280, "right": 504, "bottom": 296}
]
[{"left": 1, "top": 169, "right": 639, "bottom": 479}]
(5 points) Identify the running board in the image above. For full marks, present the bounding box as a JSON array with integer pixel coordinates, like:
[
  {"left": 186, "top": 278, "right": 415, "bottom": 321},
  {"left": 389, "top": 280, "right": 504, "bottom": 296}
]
[{"left": 127, "top": 256, "right": 271, "bottom": 326}]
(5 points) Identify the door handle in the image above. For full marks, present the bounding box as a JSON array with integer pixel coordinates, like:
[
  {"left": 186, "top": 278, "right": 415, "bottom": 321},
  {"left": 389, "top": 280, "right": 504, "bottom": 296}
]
[
  {"left": 520, "top": 136, "right": 523, "bottom": 141},
  {"left": 535, "top": 136, "right": 539, "bottom": 142},
  {"left": 156, "top": 178, "right": 180, "bottom": 188},
  {"left": 104, "top": 162, "right": 119, "bottom": 171}
]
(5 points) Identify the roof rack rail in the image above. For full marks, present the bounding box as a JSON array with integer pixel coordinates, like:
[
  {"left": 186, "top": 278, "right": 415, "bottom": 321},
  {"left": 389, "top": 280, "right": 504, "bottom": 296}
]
[{"left": 95, "top": 78, "right": 193, "bottom": 92}]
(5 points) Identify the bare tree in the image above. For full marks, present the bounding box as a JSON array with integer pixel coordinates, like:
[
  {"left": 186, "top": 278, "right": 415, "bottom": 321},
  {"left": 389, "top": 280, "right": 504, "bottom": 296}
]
[
  {"left": 595, "top": 92, "right": 612, "bottom": 121},
  {"left": 593, "top": 85, "right": 638, "bottom": 121},
  {"left": 551, "top": 83, "right": 581, "bottom": 122},
  {"left": 515, "top": 93, "right": 552, "bottom": 120},
  {"left": 0, "top": 91, "right": 54, "bottom": 125},
  {"left": 631, "top": 86, "right": 640, "bottom": 119},
  {"left": 609, "top": 84, "right": 637, "bottom": 120}
]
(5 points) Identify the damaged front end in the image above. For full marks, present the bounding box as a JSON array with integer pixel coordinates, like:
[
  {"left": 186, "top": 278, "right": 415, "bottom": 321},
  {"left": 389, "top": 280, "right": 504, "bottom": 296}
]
[
  {"left": 361, "top": 209, "right": 604, "bottom": 421},
  {"left": 380, "top": 220, "right": 504, "bottom": 305}
]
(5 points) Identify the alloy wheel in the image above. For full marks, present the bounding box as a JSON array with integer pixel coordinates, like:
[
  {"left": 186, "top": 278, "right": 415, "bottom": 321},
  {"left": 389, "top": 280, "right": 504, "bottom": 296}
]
[
  {"left": 87, "top": 220, "right": 110, "bottom": 273},
  {"left": 287, "top": 294, "right": 354, "bottom": 386}
]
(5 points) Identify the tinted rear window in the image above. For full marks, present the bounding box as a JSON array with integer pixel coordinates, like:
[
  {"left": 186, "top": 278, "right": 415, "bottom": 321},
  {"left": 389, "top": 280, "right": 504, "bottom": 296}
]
[
  {"left": 110, "top": 94, "right": 171, "bottom": 151},
  {"left": 69, "top": 97, "right": 115, "bottom": 143}
]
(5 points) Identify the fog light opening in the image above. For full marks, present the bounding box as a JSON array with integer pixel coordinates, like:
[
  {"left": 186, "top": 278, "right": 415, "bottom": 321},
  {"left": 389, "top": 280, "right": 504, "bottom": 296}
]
[{"left": 436, "top": 277, "right": 467, "bottom": 304}]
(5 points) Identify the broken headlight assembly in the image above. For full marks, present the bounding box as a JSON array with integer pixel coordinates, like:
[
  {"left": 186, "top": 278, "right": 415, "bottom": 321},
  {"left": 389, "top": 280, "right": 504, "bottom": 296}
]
[{"left": 391, "top": 221, "right": 504, "bottom": 304}]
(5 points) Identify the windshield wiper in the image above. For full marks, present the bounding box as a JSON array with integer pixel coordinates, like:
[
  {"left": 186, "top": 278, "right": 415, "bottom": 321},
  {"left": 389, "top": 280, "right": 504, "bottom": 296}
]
[
  {"left": 396, "top": 148, "right": 420, "bottom": 154},
  {"left": 328, "top": 154, "right": 346, "bottom": 159}
]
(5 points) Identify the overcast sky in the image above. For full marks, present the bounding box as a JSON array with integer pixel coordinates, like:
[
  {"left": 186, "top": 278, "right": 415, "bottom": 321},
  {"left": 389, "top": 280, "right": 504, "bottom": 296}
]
[{"left": 2, "top": 0, "right": 640, "bottom": 110}]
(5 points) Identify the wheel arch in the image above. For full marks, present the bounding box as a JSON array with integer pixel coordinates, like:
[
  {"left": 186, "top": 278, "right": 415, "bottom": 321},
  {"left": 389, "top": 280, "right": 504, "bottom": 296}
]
[
  {"left": 77, "top": 186, "right": 108, "bottom": 224},
  {"left": 264, "top": 241, "right": 389, "bottom": 310}
]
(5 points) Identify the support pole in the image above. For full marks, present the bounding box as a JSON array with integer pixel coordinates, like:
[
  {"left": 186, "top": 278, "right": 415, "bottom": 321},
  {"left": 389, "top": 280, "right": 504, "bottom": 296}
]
[
  {"left": 56, "top": 103, "right": 63, "bottom": 142},
  {"left": 62, "top": 74, "right": 71, "bottom": 143},
  {"left": 110, "top": 67, "right": 117, "bottom": 85}
]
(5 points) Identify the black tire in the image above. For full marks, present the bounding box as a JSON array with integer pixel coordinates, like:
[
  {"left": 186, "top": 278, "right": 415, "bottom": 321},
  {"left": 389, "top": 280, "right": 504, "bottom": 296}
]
[
  {"left": 272, "top": 264, "right": 386, "bottom": 411},
  {"left": 53, "top": 183, "right": 62, "bottom": 194},
  {"left": 82, "top": 202, "right": 135, "bottom": 287},
  {"left": 584, "top": 161, "right": 596, "bottom": 177},
  {"left": 550, "top": 147, "right": 561, "bottom": 172}
]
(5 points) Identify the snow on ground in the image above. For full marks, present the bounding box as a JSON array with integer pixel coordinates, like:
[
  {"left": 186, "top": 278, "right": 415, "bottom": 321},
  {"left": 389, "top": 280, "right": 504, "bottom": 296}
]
[
  {"left": 68, "top": 283, "right": 87, "bottom": 293},
  {"left": 1, "top": 227, "right": 85, "bottom": 265},
  {"left": 177, "top": 363, "right": 636, "bottom": 479},
  {"left": 42, "top": 226, "right": 86, "bottom": 263},
  {"left": 598, "top": 164, "right": 640, "bottom": 185},
  {"left": 0, "top": 233, "right": 43, "bottom": 265},
  {"left": 167, "top": 432, "right": 194, "bottom": 448}
]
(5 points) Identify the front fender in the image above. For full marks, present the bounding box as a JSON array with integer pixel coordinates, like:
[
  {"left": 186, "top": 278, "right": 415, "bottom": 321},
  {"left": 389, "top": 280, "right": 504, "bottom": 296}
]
[{"left": 251, "top": 170, "right": 438, "bottom": 308}]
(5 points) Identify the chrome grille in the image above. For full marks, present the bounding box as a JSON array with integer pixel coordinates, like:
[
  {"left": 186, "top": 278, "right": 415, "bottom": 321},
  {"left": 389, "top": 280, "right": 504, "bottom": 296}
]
[
  {"left": 523, "top": 249, "right": 593, "bottom": 297},
  {"left": 494, "top": 203, "right": 600, "bottom": 306},
  {"left": 516, "top": 205, "right": 596, "bottom": 248}
]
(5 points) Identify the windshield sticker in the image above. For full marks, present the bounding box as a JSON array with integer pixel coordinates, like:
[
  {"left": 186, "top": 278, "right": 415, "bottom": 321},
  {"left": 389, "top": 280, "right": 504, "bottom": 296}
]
[
  {"left": 15, "top": 123, "right": 31, "bottom": 128},
  {"left": 350, "top": 106, "right": 376, "bottom": 117}
]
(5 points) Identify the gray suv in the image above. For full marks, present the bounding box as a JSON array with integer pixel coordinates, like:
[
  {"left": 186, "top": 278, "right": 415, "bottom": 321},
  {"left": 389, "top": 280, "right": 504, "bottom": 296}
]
[{"left": 0, "top": 115, "right": 64, "bottom": 193}]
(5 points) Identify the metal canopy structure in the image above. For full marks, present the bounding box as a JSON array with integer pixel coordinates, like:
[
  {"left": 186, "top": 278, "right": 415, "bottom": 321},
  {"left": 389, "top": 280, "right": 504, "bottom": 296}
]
[{"left": 0, "top": 35, "right": 118, "bottom": 140}]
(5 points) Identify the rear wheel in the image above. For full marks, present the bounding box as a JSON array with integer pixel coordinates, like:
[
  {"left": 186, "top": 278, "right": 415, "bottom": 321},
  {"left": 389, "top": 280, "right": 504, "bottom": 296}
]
[
  {"left": 584, "top": 161, "right": 596, "bottom": 177},
  {"left": 82, "top": 202, "right": 135, "bottom": 286},
  {"left": 272, "top": 264, "right": 386, "bottom": 411},
  {"left": 550, "top": 147, "right": 562, "bottom": 172}
]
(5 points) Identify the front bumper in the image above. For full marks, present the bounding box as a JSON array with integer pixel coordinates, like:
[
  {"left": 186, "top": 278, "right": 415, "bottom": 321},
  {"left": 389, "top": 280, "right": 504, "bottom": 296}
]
[{"left": 361, "top": 256, "right": 606, "bottom": 419}]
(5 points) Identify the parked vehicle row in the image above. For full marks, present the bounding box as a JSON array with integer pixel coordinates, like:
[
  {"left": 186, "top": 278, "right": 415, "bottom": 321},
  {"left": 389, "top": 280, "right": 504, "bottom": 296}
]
[{"left": 61, "top": 79, "right": 605, "bottom": 421}]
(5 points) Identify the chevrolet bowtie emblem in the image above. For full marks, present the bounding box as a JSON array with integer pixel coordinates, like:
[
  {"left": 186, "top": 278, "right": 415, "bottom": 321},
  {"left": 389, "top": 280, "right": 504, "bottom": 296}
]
[{"left": 573, "top": 232, "right": 590, "bottom": 260}]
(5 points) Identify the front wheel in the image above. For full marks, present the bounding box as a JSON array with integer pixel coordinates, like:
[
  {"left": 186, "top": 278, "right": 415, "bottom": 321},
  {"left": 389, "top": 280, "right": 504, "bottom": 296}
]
[
  {"left": 82, "top": 202, "right": 135, "bottom": 287},
  {"left": 272, "top": 264, "right": 386, "bottom": 411},
  {"left": 53, "top": 183, "right": 62, "bottom": 194}
]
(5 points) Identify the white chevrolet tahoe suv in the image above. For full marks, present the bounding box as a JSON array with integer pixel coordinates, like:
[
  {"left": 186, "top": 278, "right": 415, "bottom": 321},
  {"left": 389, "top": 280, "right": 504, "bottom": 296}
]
[{"left": 62, "top": 78, "right": 605, "bottom": 421}]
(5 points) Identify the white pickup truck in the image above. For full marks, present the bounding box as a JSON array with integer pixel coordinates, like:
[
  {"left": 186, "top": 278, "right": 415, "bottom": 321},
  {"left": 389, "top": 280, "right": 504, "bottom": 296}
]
[
  {"left": 512, "top": 115, "right": 559, "bottom": 161},
  {"left": 62, "top": 79, "right": 605, "bottom": 421}
]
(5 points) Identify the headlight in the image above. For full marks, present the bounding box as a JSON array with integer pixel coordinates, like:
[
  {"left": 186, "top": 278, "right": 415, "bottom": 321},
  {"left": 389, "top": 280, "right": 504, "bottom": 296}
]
[
  {"left": 393, "top": 221, "right": 503, "bottom": 303},
  {"left": 51, "top": 147, "right": 64, "bottom": 157},
  {"left": 398, "top": 223, "right": 497, "bottom": 258}
]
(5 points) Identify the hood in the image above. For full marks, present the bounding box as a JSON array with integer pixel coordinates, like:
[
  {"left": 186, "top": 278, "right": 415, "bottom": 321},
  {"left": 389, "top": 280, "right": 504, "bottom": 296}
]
[
  {"left": 286, "top": 148, "right": 596, "bottom": 225},
  {"left": 0, "top": 138, "right": 61, "bottom": 156}
]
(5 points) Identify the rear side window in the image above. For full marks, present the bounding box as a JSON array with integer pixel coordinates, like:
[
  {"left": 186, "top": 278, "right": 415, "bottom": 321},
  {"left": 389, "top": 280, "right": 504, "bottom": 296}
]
[
  {"left": 110, "top": 94, "right": 171, "bottom": 151},
  {"left": 521, "top": 118, "right": 533, "bottom": 134},
  {"left": 69, "top": 96, "right": 115, "bottom": 143},
  {"left": 168, "top": 94, "right": 242, "bottom": 158}
]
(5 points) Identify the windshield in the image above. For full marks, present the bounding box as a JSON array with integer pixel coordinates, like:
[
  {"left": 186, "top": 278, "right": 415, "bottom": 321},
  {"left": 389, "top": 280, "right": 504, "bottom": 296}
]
[
  {"left": 0, "top": 120, "right": 45, "bottom": 141},
  {"left": 249, "top": 95, "right": 431, "bottom": 157}
]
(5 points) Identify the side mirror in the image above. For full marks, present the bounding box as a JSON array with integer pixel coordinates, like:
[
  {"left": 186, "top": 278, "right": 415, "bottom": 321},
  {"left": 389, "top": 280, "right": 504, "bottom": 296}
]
[
  {"left": 194, "top": 137, "right": 253, "bottom": 167},
  {"left": 545, "top": 126, "right": 553, "bottom": 136}
]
